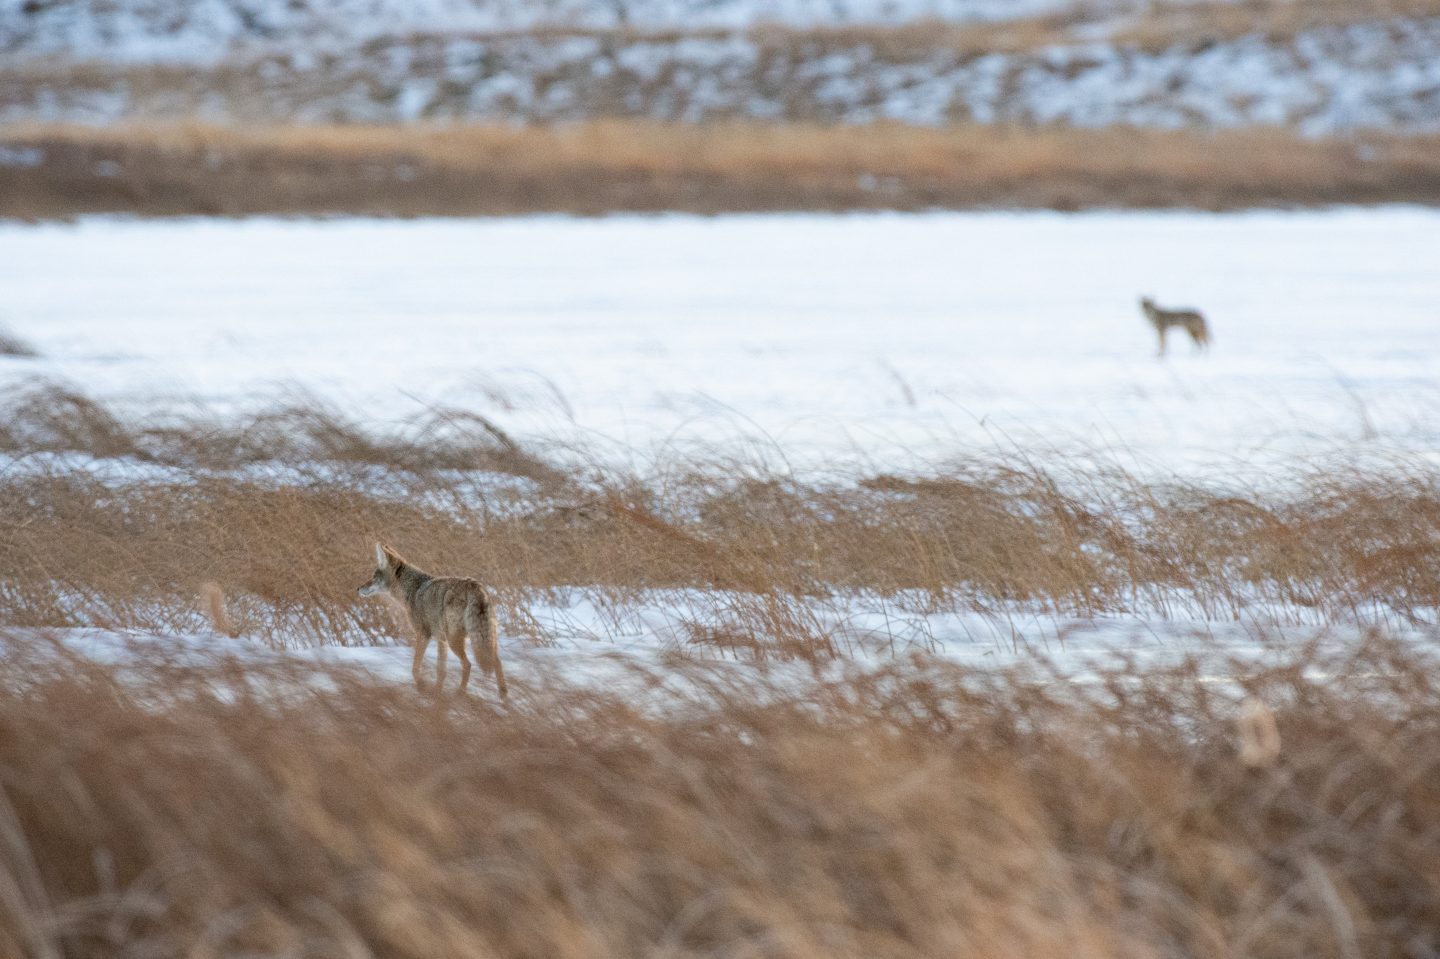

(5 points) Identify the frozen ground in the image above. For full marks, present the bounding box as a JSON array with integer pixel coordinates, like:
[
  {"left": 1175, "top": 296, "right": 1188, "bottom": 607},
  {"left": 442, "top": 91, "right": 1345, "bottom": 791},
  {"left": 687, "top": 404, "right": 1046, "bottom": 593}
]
[{"left": 1, "top": 208, "right": 1437, "bottom": 476}]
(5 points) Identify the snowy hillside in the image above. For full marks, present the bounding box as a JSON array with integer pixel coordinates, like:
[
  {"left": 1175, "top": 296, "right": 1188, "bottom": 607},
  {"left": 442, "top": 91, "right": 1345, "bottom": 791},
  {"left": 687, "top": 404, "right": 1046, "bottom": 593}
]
[
  {"left": 8, "top": 16, "right": 1440, "bottom": 132},
  {"left": 0, "top": 0, "right": 1105, "bottom": 64},
  {"left": 4, "top": 0, "right": 1439, "bottom": 133}
]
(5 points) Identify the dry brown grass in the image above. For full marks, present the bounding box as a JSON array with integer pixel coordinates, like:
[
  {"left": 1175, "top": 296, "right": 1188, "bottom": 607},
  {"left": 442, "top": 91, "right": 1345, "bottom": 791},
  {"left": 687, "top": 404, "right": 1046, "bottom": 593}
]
[
  {"left": 747, "top": 12, "right": 1095, "bottom": 58},
  {"left": 0, "top": 326, "right": 39, "bottom": 358},
  {"left": 769, "top": 0, "right": 1440, "bottom": 52},
  {"left": 3, "top": 631, "right": 1439, "bottom": 958},
  {"left": 1115, "top": 0, "right": 1440, "bottom": 49},
  {"left": 2, "top": 121, "right": 1438, "bottom": 219},
  {"left": 1, "top": 383, "right": 1437, "bottom": 651}
]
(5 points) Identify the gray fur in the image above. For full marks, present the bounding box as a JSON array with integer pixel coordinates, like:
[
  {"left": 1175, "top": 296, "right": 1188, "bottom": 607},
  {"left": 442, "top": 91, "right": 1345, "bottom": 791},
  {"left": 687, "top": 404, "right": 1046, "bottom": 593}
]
[
  {"left": 1140, "top": 295, "right": 1211, "bottom": 356},
  {"left": 358, "top": 543, "right": 507, "bottom": 700}
]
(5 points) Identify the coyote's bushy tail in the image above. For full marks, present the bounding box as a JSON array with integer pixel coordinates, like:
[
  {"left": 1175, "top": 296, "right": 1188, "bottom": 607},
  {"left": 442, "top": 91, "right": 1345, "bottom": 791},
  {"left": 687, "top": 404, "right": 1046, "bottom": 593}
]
[
  {"left": 202, "top": 582, "right": 241, "bottom": 639},
  {"left": 465, "top": 595, "right": 508, "bottom": 700}
]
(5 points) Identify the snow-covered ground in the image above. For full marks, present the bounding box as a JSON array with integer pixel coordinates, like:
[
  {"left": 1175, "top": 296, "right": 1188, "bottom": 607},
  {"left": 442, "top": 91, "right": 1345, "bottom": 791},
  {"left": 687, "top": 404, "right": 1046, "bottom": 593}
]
[
  {"left": 28, "top": 606, "right": 1438, "bottom": 702},
  {"left": 2, "top": 208, "right": 1437, "bottom": 475},
  {"left": 3, "top": 207, "right": 1437, "bottom": 674}
]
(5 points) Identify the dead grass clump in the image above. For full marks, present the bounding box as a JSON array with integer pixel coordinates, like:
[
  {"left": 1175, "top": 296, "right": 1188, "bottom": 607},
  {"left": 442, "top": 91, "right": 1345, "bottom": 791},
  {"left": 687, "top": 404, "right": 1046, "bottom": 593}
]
[
  {"left": 0, "top": 325, "right": 38, "bottom": 357},
  {"left": 2, "top": 633, "right": 1439, "bottom": 958},
  {"left": 1115, "top": 0, "right": 1440, "bottom": 50},
  {"left": 0, "top": 380, "right": 136, "bottom": 458},
  {"left": 0, "top": 381, "right": 560, "bottom": 482}
]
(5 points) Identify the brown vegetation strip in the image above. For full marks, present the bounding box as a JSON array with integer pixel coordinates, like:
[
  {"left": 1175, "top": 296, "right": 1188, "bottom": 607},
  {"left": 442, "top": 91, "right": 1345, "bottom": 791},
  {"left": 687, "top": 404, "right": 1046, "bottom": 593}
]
[
  {"left": 2, "top": 122, "right": 1439, "bottom": 219},
  {"left": 762, "top": 0, "right": 1440, "bottom": 54},
  {"left": 3, "top": 634, "right": 1440, "bottom": 958},
  {"left": 1114, "top": 0, "right": 1440, "bottom": 48},
  {"left": 0, "top": 384, "right": 1436, "bottom": 650}
]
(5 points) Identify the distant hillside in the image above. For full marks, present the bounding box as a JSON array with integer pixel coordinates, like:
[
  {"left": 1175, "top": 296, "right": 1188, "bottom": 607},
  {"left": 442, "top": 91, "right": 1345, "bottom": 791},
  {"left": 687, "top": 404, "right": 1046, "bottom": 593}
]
[
  {"left": 3, "top": 20, "right": 1438, "bottom": 132},
  {"left": 0, "top": 0, "right": 1109, "bottom": 64},
  {"left": 3, "top": 0, "right": 1440, "bottom": 133}
]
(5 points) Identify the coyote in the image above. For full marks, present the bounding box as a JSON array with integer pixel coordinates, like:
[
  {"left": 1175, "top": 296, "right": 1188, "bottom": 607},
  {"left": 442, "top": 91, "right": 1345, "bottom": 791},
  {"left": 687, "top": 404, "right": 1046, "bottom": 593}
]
[
  {"left": 358, "top": 543, "right": 507, "bottom": 699},
  {"left": 1140, "top": 296, "right": 1211, "bottom": 356}
]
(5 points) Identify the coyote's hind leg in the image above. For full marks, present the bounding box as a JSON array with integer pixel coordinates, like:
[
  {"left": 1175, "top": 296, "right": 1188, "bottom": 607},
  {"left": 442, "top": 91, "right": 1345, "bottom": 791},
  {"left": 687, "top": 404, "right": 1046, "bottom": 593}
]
[
  {"left": 435, "top": 637, "right": 449, "bottom": 695},
  {"left": 450, "top": 633, "right": 471, "bottom": 695},
  {"left": 411, "top": 632, "right": 433, "bottom": 692}
]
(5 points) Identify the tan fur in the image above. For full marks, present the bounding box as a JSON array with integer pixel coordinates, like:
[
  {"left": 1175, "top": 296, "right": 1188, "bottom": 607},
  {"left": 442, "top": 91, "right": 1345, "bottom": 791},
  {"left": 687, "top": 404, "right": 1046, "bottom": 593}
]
[
  {"left": 1237, "top": 697, "right": 1281, "bottom": 769},
  {"left": 1140, "top": 296, "right": 1211, "bottom": 356},
  {"left": 358, "top": 543, "right": 507, "bottom": 700},
  {"left": 201, "top": 582, "right": 241, "bottom": 638}
]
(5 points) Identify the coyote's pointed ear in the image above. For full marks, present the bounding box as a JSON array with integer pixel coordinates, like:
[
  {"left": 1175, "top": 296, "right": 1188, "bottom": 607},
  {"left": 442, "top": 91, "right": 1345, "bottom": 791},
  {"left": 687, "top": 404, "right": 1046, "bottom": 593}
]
[{"left": 374, "top": 542, "right": 387, "bottom": 567}]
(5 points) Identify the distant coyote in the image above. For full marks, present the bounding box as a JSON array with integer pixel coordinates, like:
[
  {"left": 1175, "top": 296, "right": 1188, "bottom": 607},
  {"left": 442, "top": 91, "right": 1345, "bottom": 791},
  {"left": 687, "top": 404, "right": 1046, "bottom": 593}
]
[
  {"left": 1140, "top": 296, "right": 1211, "bottom": 356},
  {"left": 358, "top": 543, "right": 507, "bottom": 700}
]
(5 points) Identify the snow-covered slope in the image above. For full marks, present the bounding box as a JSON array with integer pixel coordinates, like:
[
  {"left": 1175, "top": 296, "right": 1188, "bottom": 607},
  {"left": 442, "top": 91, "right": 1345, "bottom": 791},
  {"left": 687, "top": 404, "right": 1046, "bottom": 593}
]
[
  {"left": 0, "top": 0, "right": 1092, "bottom": 64},
  {"left": 4, "top": 13, "right": 1439, "bottom": 132}
]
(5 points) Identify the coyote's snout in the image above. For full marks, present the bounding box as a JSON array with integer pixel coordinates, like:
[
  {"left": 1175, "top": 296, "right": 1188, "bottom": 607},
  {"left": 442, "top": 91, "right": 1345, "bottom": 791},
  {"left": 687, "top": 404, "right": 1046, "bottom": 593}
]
[
  {"left": 358, "top": 543, "right": 507, "bottom": 700},
  {"left": 1140, "top": 296, "right": 1211, "bottom": 356}
]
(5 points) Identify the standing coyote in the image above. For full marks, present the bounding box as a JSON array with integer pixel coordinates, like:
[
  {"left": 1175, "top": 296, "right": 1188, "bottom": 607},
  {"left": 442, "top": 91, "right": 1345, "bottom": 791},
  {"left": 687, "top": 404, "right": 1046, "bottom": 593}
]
[
  {"left": 1140, "top": 296, "right": 1211, "bottom": 356},
  {"left": 358, "top": 543, "right": 507, "bottom": 699}
]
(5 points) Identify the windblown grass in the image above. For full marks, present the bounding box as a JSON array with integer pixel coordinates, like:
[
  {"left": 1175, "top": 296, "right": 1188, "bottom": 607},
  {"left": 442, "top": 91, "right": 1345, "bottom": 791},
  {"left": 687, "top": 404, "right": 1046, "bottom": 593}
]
[
  {"left": 1114, "top": 0, "right": 1440, "bottom": 48},
  {"left": 0, "top": 325, "right": 38, "bottom": 358},
  {"left": 755, "top": 0, "right": 1440, "bottom": 54},
  {"left": 2, "top": 122, "right": 1437, "bottom": 220},
  {"left": 0, "top": 383, "right": 1436, "bottom": 652},
  {"left": 2, "top": 631, "right": 1439, "bottom": 958}
]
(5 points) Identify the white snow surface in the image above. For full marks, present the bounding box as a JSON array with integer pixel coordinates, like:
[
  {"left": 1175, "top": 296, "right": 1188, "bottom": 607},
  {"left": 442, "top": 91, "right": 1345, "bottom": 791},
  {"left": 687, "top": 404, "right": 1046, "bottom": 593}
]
[
  {"left": 1, "top": 208, "right": 1438, "bottom": 476},
  {"left": 23, "top": 609, "right": 1440, "bottom": 705}
]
